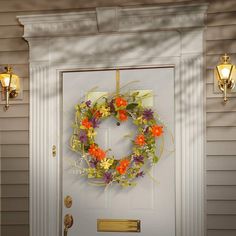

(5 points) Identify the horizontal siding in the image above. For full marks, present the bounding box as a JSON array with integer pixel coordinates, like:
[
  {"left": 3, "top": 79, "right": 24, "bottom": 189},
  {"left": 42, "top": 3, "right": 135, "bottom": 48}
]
[
  {"left": 1, "top": 184, "right": 29, "bottom": 197},
  {"left": 1, "top": 171, "right": 29, "bottom": 184},
  {"left": 207, "top": 200, "right": 236, "bottom": 214},
  {"left": 0, "top": 0, "right": 193, "bottom": 13},
  {"left": 0, "top": 117, "right": 29, "bottom": 131},
  {"left": 23, "top": 77, "right": 29, "bottom": 91},
  {"left": 207, "top": 39, "right": 236, "bottom": 55},
  {"left": 207, "top": 156, "right": 236, "bottom": 170},
  {"left": 207, "top": 98, "right": 236, "bottom": 112},
  {"left": 207, "top": 0, "right": 236, "bottom": 13},
  {"left": 207, "top": 171, "right": 236, "bottom": 185},
  {"left": 9, "top": 64, "right": 29, "bottom": 78},
  {"left": 0, "top": 10, "right": 78, "bottom": 26},
  {"left": 0, "top": 131, "right": 29, "bottom": 144},
  {"left": 207, "top": 127, "right": 236, "bottom": 140},
  {"left": 1, "top": 144, "right": 29, "bottom": 157},
  {"left": 1, "top": 225, "right": 29, "bottom": 236},
  {"left": 0, "top": 105, "right": 29, "bottom": 118},
  {"left": 1, "top": 157, "right": 29, "bottom": 170},
  {"left": 0, "top": 38, "right": 28, "bottom": 51},
  {"left": 0, "top": 12, "right": 24, "bottom": 26},
  {"left": 0, "top": 25, "right": 24, "bottom": 39},
  {"left": 207, "top": 112, "right": 236, "bottom": 127},
  {"left": 1, "top": 198, "right": 29, "bottom": 211},
  {"left": 0, "top": 0, "right": 233, "bottom": 14},
  {"left": 1, "top": 212, "right": 29, "bottom": 225},
  {"left": 207, "top": 12, "right": 236, "bottom": 26},
  {"left": 207, "top": 141, "right": 236, "bottom": 155},
  {"left": 207, "top": 186, "right": 236, "bottom": 200},
  {"left": 207, "top": 215, "right": 236, "bottom": 229},
  {"left": 0, "top": 51, "right": 28, "bottom": 64},
  {"left": 206, "top": 25, "right": 236, "bottom": 41},
  {"left": 207, "top": 230, "right": 236, "bottom": 236}
]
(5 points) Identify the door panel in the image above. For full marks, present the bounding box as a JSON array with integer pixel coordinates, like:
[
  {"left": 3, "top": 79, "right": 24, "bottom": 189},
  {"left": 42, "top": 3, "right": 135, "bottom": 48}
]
[{"left": 62, "top": 68, "right": 175, "bottom": 236}]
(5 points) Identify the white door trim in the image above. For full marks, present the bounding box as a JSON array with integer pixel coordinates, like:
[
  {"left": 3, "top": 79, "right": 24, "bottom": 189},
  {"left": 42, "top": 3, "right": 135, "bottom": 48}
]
[{"left": 18, "top": 3, "right": 207, "bottom": 236}]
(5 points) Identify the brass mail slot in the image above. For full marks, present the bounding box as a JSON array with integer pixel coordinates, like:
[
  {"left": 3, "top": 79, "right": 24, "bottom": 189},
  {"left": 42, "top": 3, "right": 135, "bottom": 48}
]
[{"left": 97, "top": 219, "right": 141, "bottom": 233}]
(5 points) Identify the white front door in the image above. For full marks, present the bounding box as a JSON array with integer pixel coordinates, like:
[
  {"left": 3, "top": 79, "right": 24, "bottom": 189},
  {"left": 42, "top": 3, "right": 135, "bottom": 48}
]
[{"left": 62, "top": 67, "right": 175, "bottom": 236}]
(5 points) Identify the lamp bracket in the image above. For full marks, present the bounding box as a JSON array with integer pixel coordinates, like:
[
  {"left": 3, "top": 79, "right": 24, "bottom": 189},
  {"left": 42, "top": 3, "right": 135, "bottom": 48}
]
[{"left": 218, "top": 80, "right": 235, "bottom": 92}]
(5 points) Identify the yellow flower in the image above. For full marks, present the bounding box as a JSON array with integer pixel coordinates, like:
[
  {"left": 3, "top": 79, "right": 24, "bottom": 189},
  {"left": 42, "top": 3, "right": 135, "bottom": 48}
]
[
  {"left": 79, "top": 102, "right": 86, "bottom": 109},
  {"left": 99, "top": 105, "right": 110, "bottom": 117},
  {"left": 136, "top": 116, "right": 146, "bottom": 124},
  {"left": 133, "top": 149, "right": 140, "bottom": 156},
  {"left": 100, "top": 158, "right": 114, "bottom": 170},
  {"left": 87, "top": 128, "right": 96, "bottom": 138}
]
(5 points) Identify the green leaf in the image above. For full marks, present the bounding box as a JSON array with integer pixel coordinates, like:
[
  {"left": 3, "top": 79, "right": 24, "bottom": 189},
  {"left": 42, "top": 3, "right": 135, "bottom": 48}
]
[
  {"left": 126, "top": 103, "right": 138, "bottom": 110},
  {"left": 153, "top": 155, "right": 159, "bottom": 164}
]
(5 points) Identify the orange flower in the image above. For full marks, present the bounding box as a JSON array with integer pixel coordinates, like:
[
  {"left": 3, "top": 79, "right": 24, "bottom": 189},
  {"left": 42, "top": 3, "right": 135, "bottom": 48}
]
[
  {"left": 88, "top": 144, "right": 106, "bottom": 161},
  {"left": 115, "top": 97, "right": 127, "bottom": 107},
  {"left": 88, "top": 144, "right": 97, "bottom": 156},
  {"left": 116, "top": 165, "right": 126, "bottom": 175},
  {"left": 116, "top": 159, "right": 130, "bottom": 175},
  {"left": 120, "top": 159, "right": 130, "bottom": 168},
  {"left": 96, "top": 148, "right": 106, "bottom": 161},
  {"left": 81, "top": 117, "right": 92, "bottom": 129},
  {"left": 150, "top": 125, "right": 163, "bottom": 137},
  {"left": 135, "top": 134, "right": 146, "bottom": 146},
  {"left": 118, "top": 110, "right": 128, "bottom": 121}
]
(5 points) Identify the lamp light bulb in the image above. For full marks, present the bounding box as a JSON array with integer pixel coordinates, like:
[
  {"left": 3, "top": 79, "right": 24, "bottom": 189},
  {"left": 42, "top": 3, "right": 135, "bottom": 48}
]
[
  {"left": 0, "top": 76, "right": 10, "bottom": 87},
  {"left": 5, "top": 77, "right": 10, "bottom": 86},
  {"left": 221, "top": 67, "right": 230, "bottom": 79}
]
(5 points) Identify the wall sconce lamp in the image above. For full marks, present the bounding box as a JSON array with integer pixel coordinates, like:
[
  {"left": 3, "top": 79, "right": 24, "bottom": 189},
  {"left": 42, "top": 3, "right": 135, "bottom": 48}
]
[
  {"left": 215, "top": 53, "right": 235, "bottom": 103},
  {"left": 0, "top": 65, "right": 20, "bottom": 111}
]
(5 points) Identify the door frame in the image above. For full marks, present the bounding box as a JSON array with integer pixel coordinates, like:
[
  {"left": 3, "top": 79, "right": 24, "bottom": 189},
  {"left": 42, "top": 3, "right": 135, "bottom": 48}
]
[{"left": 18, "top": 3, "right": 208, "bottom": 236}]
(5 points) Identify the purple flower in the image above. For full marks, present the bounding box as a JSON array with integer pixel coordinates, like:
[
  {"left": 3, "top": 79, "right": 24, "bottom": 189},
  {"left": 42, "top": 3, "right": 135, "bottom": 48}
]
[
  {"left": 79, "top": 131, "right": 88, "bottom": 144},
  {"left": 109, "top": 100, "right": 115, "bottom": 113},
  {"left": 90, "top": 159, "right": 98, "bottom": 168},
  {"left": 143, "top": 109, "right": 154, "bottom": 120},
  {"left": 85, "top": 100, "right": 91, "bottom": 107},
  {"left": 133, "top": 155, "right": 144, "bottom": 164},
  {"left": 90, "top": 117, "right": 101, "bottom": 128},
  {"left": 103, "top": 172, "right": 113, "bottom": 184},
  {"left": 136, "top": 171, "right": 145, "bottom": 178}
]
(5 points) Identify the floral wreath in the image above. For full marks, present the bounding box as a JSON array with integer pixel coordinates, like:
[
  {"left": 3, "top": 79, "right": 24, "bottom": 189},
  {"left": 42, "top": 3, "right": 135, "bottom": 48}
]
[{"left": 70, "top": 89, "right": 164, "bottom": 187}]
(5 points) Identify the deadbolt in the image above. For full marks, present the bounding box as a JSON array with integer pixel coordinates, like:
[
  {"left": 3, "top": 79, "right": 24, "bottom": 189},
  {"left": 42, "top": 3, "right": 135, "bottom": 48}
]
[{"left": 64, "top": 195, "right": 73, "bottom": 208}]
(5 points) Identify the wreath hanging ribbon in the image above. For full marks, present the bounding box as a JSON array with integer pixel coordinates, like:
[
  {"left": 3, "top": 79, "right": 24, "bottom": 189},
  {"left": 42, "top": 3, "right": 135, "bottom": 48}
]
[{"left": 70, "top": 70, "right": 164, "bottom": 187}]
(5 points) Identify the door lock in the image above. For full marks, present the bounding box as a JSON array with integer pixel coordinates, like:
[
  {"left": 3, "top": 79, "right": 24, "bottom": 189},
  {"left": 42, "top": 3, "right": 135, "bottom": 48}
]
[
  {"left": 64, "top": 214, "right": 73, "bottom": 236},
  {"left": 64, "top": 195, "right": 73, "bottom": 208}
]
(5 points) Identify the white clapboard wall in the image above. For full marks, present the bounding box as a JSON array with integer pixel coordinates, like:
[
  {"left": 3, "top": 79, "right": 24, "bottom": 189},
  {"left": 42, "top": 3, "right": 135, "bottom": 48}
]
[{"left": 0, "top": 1, "right": 236, "bottom": 236}]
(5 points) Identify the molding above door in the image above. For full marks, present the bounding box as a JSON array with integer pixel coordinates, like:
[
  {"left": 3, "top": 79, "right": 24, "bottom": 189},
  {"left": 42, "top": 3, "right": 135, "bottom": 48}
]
[
  {"left": 19, "top": 4, "right": 207, "bottom": 37},
  {"left": 18, "top": 3, "right": 208, "bottom": 236}
]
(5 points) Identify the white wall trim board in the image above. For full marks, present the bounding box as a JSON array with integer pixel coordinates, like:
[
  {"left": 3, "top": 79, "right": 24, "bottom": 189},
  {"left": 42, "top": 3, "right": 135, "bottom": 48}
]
[{"left": 18, "top": 3, "right": 208, "bottom": 236}]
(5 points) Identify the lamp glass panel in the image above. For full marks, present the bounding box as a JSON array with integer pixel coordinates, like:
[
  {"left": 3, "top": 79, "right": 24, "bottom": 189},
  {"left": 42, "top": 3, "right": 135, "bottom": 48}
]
[
  {"left": 9, "top": 75, "right": 20, "bottom": 91},
  {"left": 0, "top": 75, "right": 11, "bottom": 87},
  {"left": 217, "top": 64, "right": 233, "bottom": 80}
]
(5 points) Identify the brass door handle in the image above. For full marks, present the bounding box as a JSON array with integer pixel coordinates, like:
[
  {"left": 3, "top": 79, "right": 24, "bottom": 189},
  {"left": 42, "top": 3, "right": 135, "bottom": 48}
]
[{"left": 64, "top": 214, "right": 73, "bottom": 236}]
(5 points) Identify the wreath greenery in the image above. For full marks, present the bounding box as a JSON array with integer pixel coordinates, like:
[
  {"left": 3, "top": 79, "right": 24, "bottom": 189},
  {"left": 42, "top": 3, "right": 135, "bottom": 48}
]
[{"left": 70, "top": 89, "right": 164, "bottom": 187}]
